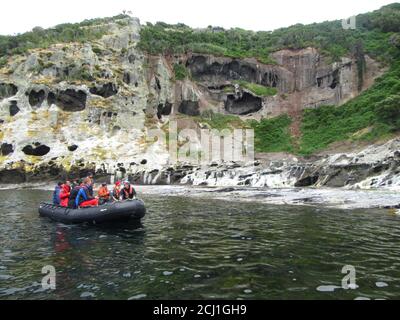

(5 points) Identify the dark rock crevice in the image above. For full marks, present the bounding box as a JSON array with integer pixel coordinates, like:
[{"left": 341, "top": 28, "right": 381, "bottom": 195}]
[
  {"left": 1, "top": 143, "right": 13, "bottom": 156},
  {"left": 9, "top": 101, "right": 20, "bottom": 116},
  {"left": 27, "top": 89, "right": 46, "bottom": 108},
  {"left": 178, "top": 101, "right": 200, "bottom": 116},
  {"left": 157, "top": 102, "right": 172, "bottom": 119},
  {"left": 89, "top": 83, "right": 118, "bottom": 98},
  {"left": 225, "top": 92, "right": 263, "bottom": 115},
  {"left": 0, "top": 83, "right": 18, "bottom": 99},
  {"left": 56, "top": 89, "right": 87, "bottom": 112},
  {"left": 22, "top": 144, "right": 51, "bottom": 156}
]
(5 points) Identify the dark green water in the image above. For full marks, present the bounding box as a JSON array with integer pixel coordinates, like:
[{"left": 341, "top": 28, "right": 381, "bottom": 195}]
[{"left": 1, "top": 189, "right": 400, "bottom": 300}]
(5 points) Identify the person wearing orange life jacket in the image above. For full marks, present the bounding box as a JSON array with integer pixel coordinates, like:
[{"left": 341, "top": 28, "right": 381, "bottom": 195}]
[
  {"left": 60, "top": 181, "right": 71, "bottom": 207},
  {"left": 120, "top": 181, "right": 137, "bottom": 201},
  {"left": 98, "top": 183, "right": 110, "bottom": 205}
]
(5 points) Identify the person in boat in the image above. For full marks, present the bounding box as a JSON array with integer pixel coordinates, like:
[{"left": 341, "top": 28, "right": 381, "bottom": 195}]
[
  {"left": 86, "top": 174, "right": 95, "bottom": 197},
  {"left": 98, "top": 183, "right": 110, "bottom": 205},
  {"left": 75, "top": 178, "right": 99, "bottom": 208},
  {"left": 68, "top": 180, "right": 82, "bottom": 209},
  {"left": 60, "top": 181, "right": 71, "bottom": 207},
  {"left": 120, "top": 181, "right": 137, "bottom": 201},
  {"left": 112, "top": 181, "right": 122, "bottom": 202},
  {"left": 52, "top": 182, "right": 63, "bottom": 206}
]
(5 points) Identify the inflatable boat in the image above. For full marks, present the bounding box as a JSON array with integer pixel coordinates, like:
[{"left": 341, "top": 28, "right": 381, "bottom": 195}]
[{"left": 39, "top": 200, "right": 146, "bottom": 224}]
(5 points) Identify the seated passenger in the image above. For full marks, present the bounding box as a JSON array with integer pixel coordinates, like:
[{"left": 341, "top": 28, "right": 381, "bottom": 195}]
[
  {"left": 60, "top": 181, "right": 71, "bottom": 207},
  {"left": 120, "top": 181, "right": 137, "bottom": 201},
  {"left": 68, "top": 180, "right": 82, "bottom": 209},
  {"left": 52, "top": 182, "right": 63, "bottom": 206},
  {"left": 75, "top": 178, "right": 99, "bottom": 208},
  {"left": 98, "top": 183, "right": 110, "bottom": 205},
  {"left": 112, "top": 181, "right": 121, "bottom": 202}
]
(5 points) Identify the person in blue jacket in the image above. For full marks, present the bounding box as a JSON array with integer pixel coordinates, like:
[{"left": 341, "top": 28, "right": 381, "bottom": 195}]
[{"left": 52, "top": 182, "right": 63, "bottom": 205}]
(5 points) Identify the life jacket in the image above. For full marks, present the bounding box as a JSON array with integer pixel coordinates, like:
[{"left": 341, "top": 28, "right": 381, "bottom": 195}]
[
  {"left": 60, "top": 184, "right": 71, "bottom": 207},
  {"left": 113, "top": 187, "right": 121, "bottom": 198},
  {"left": 122, "top": 186, "right": 135, "bottom": 199},
  {"left": 98, "top": 186, "right": 109, "bottom": 198}
]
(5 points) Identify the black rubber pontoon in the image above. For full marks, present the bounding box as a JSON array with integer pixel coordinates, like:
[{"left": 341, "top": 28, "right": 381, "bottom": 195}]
[{"left": 39, "top": 200, "right": 146, "bottom": 224}]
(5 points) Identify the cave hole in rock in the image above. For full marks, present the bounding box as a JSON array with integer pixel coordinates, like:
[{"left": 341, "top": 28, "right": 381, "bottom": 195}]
[
  {"left": 295, "top": 176, "right": 319, "bottom": 187},
  {"left": 56, "top": 89, "right": 87, "bottom": 112},
  {"left": 157, "top": 102, "right": 172, "bottom": 119},
  {"left": 155, "top": 77, "right": 161, "bottom": 91},
  {"left": 128, "top": 55, "right": 135, "bottom": 64},
  {"left": 68, "top": 145, "right": 78, "bottom": 152},
  {"left": 330, "top": 70, "right": 340, "bottom": 89},
  {"left": 225, "top": 92, "right": 263, "bottom": 115},
  {"left": 123, "top": 72, "right": 131, "bottom": 84},
  {"left": 178, "top": 101, "right": 200, "bottom": 116},
  {"left": 27, "top": 89, "right": 46, "bottom": 108},
  {"left": 9, "top": 101, "right": 20, "bottom": 116},
  {"left": 239, "top": 65, "right": 257, "bottom": 82},
  {"left": 0, "top": 83, "right": 18, "bottom": 99},
  {"left": 22, "top": 144, "right": 51, "bottom": 156},
  {"left": 47, "top": 92, "right": 56, "bottom": 106},
  {"left": 89, "top": 83, "right": 118, "bottom": 98},
  {"left": 1, "top": 143, "right": 13, "bottom": 156}
]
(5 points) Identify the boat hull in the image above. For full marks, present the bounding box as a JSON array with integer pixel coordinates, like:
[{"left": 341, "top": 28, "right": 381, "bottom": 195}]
[{"left": 38, "top": 200, "right": 146, "bottom": 224}]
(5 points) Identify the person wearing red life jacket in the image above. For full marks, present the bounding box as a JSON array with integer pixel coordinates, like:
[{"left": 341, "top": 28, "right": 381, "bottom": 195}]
[{"left": 60, "top": 181, "right": 71, "bottom": 207}]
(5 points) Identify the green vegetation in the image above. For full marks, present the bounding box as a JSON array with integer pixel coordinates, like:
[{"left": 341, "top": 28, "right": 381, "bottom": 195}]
[
  {"left": 248, "top": 115, "right": 294, "bottom": 153},
  {"left": 235, "top": 80, "right": 277, "bottom": 97},
  {"left": 0, "top": 14, "right": 129, "bottom": 57},
  {"left": 298, "top": 59, "right": 400, "bottom": 155},
  {"left": 139, "top": 4, "right": 400, "bottom": 64},
  {"left": 173, "top": 63, "right": 189, "bottom": 80},
  {"left": 198, "top": 110, "right": 248, "bottom": 130}
]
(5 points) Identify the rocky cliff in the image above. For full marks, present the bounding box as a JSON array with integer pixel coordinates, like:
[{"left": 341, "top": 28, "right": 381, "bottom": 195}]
[{"left": 0, "top": 17, "right": 388, "bottom": 186}]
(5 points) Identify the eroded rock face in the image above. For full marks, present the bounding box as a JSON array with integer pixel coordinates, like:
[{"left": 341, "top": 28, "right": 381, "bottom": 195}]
[
  {"left": 22, "top": 144, "right": 51, "bottom": 156},
  {"left": 0, "top": 83, "right": 18, "bottom": 99},
  {"left": 186, "top": 54, "right": 293, "bottom": 93},
  {"left": 178, "top": 101, "right": 200, "bottom": 116},
  {"left": 89, "top": 83, "right": 118, "bottom": 98},
  {"left": 55, "top": 89, "right": 87, "bottom": 111},
  {"left": 225, "top": 92, "right": 263, "bottom": 115},
  {"left": 0, "top": 169, "right": 26, "bottom": 184}
]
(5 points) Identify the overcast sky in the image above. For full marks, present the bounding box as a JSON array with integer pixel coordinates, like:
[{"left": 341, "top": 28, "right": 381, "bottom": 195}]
[{"left": 0, "top": 0, "right": 397, "bottom": 35}]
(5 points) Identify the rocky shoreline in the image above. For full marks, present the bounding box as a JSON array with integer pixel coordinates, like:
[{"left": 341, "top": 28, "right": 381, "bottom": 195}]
[{"left": 1, "top": 137, "right": 400, "bottom": 193}]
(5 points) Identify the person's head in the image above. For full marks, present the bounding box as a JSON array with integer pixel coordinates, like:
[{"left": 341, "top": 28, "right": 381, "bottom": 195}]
[
  {"left": 102, "top": 183, "right": 107, "bottom": 188},
  {"left": 57, "top": 182, "right": 63, "bottom": 187},
  {"left": 115, "top": 181, "right": 121, "bottom": 188},
  {"left": 83, "top": 177, "right": 91, "bottom": 185},
  {"left": 123, "top": 181, "right": 130, "bottom": 189},
  {"left": 65, "top": 181, "right": 71, "bottom": 186}
]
